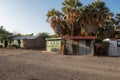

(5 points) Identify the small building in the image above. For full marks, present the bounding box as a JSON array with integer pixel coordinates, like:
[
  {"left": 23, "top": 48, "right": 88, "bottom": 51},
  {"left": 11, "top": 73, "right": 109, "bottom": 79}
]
[
  {"left": 11, "top": 36, "right": 25, "bottom": 48},
  {"left": 12, "top": 36, "right": 46, "bottom": 49},
  {"left": 46, "top": 38, "right": 62, "bottom": 52},
  {"left": 46, "top": 36, "right": 96, "bottom": 55},
  {"left": 0, "top": 40, "right": 4, "bottom": 48},
  {"left": 63, "top": 36, "right": 96, "bottom": 55},
  {"left": 103, "top": 38, "right": 120, "bottom": 56},
  {"left": 0, "top": 40, "right": 9, "bottom": 48}
]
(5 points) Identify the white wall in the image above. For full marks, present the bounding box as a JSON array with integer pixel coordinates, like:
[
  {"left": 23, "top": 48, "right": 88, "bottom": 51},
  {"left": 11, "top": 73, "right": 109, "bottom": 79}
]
[{"left": 109, "top": 41, "right": 120, "bottom": 56}]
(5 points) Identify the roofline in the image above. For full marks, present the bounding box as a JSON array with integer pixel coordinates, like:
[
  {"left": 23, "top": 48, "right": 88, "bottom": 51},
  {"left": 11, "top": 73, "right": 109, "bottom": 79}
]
[
  {"left": 46, "top": 38, "right": 62, "bottom": 40},
  {"left": 63, "top": 36, "right": 96, "bottom": 40},
  {"left": 45, "top": 36, "right": 96, "bottom": 40}
]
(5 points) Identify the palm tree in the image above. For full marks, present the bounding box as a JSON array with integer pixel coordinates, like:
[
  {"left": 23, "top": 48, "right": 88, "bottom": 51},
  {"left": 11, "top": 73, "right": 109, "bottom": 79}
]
[
  {"left": 79, "top": 0, "right": 111, "bottom": 36},
  {"left": 47, "top": 0, "right": 115, "bottom": 39},
  {"left": 46, "top": 9, "right": 64, "bottom": 37},
  {"left": 93, "top": 0, "right": 115, "bottom": 39},
  {"left": 46, "top": 8, "right": 71, "bottom": 37},
  {"left": 114, "top": 13, "right": 120, "bottom": 38},
  {"left": 62, "top": 0, "right": 82, "bottom": 36},
  {"left": 115, "top": 12, "right": 120, "bottom": 25}
]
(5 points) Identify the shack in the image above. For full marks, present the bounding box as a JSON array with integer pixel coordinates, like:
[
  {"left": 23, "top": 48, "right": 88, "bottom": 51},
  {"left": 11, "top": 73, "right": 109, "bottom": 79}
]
[
  {"left": 63, "top": 36, "right": 96, "bottom": 55},
  {"left": 103, "top": 38, "right": 120, "bottom": 56},
  {"left": 11, "top": 36, "right": 25, "bottom": 48},
  {"left": 46, "top": 38, "right": 62, "bottom": 52},
  {"left": 12, "top": 36, "right": 46, "bottom": 49},
  {"left": 0, "top": 40, "right": 9, "bottom": 48}
]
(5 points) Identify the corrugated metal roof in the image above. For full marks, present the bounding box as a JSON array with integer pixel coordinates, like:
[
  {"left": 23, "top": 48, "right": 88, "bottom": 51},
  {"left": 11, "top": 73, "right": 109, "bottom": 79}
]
[
  {"left": 26, "top": 36, "right": 38, "bottom": 39},
  {"left": 13, "top": 36, "right": 39, "bottom": 40},
  {"left": 13, "top": 36, "right": 25, "bottom": 40}
]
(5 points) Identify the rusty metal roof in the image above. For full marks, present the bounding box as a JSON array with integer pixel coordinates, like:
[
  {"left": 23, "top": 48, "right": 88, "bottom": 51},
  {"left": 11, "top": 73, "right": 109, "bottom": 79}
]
[{"left": 63, "top": 36, "right": 96, "bottom": 40}]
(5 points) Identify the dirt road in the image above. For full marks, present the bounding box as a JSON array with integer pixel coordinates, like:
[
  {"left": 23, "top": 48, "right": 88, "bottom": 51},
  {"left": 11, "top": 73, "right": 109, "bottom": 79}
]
[{"left": 0, "top": 48, "right": 120, "bottom": 80}]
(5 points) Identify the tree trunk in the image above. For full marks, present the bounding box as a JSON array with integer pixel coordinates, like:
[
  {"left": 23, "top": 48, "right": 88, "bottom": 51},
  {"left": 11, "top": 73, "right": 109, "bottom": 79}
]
[{"left": 71, "top": 24, "right": 74, "bottom": 36}]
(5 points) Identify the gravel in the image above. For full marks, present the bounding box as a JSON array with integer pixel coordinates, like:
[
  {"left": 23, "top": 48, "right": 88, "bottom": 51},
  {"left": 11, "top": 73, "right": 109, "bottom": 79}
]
[{"left": 0, "top": 48, "right": 120, "bottom": 80}]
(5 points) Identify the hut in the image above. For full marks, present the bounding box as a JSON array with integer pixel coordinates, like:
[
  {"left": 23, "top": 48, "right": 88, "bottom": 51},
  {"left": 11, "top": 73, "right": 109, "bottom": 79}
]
[
  {"left": 12, "top": 36, "right": 46, "bottom": 49},
  {"left": 23, "top": 36, "right": 45, "bottom": 49},
  {"left": 46, "top": 36, "right": 96, "bottom": 55},
  {"left": 63, "top": 36, "right": 96, "bottom": 55},
  {"left": 11, "top": 36, "right": 25, "bottom": 48},
  {"left": 0, "top": 40, "right": 4, "bottom": 48},
  {"left": 46, "top": 38, "right": 62, "bottom": 52},
  {"left": 103, "top": 38, "right": 120, "bottom": 56},
  {"left": 0, "top": 40, "right": 9, "bottom": 48}
]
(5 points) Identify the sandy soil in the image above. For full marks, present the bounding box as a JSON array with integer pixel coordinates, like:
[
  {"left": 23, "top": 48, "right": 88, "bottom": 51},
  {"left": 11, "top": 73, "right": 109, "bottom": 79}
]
[{"left": 0, "top": 48, "right": 120, "bottom": 80}]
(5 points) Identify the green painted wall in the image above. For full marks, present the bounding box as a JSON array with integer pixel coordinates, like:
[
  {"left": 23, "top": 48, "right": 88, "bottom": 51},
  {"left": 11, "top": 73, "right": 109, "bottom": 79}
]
[{"left": 46, "top": 40, "right": 61, "bottom": 52}]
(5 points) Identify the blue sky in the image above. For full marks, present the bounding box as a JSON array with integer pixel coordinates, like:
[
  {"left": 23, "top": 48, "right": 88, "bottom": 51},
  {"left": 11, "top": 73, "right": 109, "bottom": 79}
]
[{"left": 0, "top": 0, "right": 120, "bottom": 35}]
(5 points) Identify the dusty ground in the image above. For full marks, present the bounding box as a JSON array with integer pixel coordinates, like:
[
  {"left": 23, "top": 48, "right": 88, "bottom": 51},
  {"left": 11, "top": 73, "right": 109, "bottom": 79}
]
[{"left": 0, "top": 48, "right": 120, "bottom": 80}]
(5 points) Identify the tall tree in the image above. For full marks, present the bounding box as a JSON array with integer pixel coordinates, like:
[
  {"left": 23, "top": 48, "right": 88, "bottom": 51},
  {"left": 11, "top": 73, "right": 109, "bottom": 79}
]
[
  {"left": 46, "top": 9, "right": 64, "bottom": 37},
  {"left": 46, "top": 0, "right": 114, "bottom": 39},
  {"left": 80, "top": 0, "right": 111, "bottom": 36},
  {"left": 115, "top": 12, "right": 120, "bottom": 26},
  {"left": 62, "top": 0, "right": 82, "bottom": 36}
]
